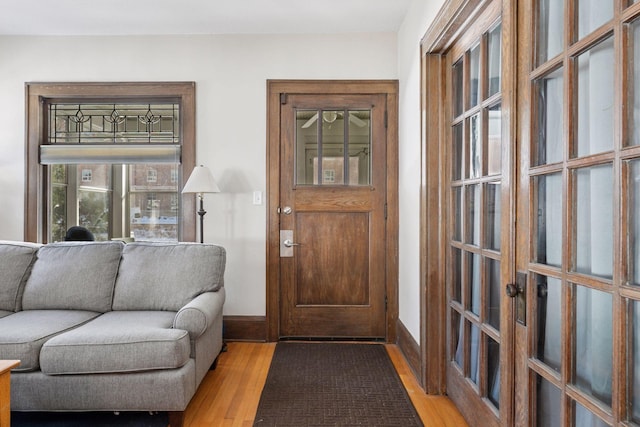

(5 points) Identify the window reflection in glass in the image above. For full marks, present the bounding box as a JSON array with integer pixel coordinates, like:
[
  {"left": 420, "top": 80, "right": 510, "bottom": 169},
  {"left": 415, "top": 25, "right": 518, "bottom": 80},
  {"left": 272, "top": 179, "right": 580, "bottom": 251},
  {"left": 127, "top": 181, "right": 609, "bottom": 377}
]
[
  {"left": 486, "top": 258, "right": 501, "bottom": 330},
  {"left": 487, "top": 336, "right": 500, "bottom": 408},
  {"left": 470, "top": 323, "right": 480, "bottom": 384},
  {"left": 574, "top": 165, "right": 613, "bottom": 279},
  {"left": 453, "top": 310, "right": 463, "bottom": 368},
  {"left": 468, "top": 253, "right": 481, "bottom": 315},
  {"left": 487, "top": 104, "right": 502, "bottom": 175},
  {"left": 536, "top": 0, "right": 564, "bottom": 66},
  {"left": 469, "top": 44, "right": 481, "bottom": 107},
  {"left": 577, "top": 0, "right": 613, "bottom": 40},
  {"left": 453, "top": 60, "right": 464, "bottom": 117},
  {"left": 534, "top": 68, "right": 564, "bottom": 166},
  {"left": 453, "top": 122, "right": 464, "bottom": 180},
  {"left": 487, "top": 24, "right": 502, "bottom": 98},
  {"left": 485, "top": 182, "right": 501, "bottom": 251},
  {"left": 574, "top": 400, "right": 610, "bottom": 427},
  {"left": 466, "top": 184, "right": 481, "bottom": 245},
  {"left": 537, "top": 375, "right": 561, "bottom": 427},
  {"left": 452, "top": 247, "right": 462, "bottom": 303},
  {"left": 574, "top": 285, "right": 613, "bottom": 406},
  {"left": 576, "top": 37, "right": 614, "bottom": 158},
  {"left": 535, "top": 275, "right": 562, "bottom": 372},
  {"left": 469, "top": 114, "right": 481, "bottom": 178},
  {"left": 453, "top": 187, "right": 463, "bottom": 242},
  {"left": 534, "top": 173, "right": 562, "bottom": 267}
]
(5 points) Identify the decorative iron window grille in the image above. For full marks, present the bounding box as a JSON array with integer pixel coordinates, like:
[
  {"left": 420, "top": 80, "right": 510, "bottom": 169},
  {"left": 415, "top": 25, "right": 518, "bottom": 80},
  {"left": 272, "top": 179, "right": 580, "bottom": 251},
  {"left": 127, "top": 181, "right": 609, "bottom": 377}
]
[{"left": 48, "top": 103, "right": 180, "bottom": 144}]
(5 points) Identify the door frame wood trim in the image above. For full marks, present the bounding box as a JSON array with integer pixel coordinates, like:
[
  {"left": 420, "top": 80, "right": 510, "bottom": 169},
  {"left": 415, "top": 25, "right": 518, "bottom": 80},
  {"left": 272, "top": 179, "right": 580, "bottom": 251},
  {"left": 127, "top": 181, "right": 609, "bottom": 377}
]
[
  {"left": 420, "top": 0, "right": 491, "bottom": 395},
  {"left": 265, "top": 80, "right": 399, "bottom": 342}
]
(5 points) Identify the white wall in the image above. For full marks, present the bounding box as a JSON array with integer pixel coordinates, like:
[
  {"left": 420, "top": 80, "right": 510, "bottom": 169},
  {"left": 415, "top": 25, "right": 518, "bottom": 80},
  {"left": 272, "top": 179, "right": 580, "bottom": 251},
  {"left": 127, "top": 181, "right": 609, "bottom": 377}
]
[
  {"left": 0, "top": 33, "right": 397, "bottom": 316},
  {"left": 396, "top": 0, "right": 445, "bottom": 343}
]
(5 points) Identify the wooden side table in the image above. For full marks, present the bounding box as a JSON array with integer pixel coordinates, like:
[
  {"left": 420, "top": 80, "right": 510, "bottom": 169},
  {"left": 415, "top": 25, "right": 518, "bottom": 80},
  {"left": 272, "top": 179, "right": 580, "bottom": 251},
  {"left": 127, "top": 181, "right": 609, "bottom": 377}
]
[{"left": 0, "top": 360, "right": 19, "bottom": 427}]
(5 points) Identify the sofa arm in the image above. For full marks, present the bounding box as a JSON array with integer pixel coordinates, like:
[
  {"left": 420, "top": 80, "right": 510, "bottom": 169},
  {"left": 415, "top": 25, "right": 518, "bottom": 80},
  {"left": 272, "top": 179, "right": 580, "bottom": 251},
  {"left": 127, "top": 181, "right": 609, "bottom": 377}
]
[{"left": 173, "top": 288, "right": 225, "bottom": 339}]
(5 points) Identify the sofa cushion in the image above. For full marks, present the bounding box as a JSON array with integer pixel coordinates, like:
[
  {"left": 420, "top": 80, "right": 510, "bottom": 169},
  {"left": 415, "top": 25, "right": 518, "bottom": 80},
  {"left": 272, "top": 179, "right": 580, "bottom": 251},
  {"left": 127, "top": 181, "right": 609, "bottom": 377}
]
[
  {"left": 40, "top": 311, "right": 191, "bottom": 375},
  {"left": 22, "top": 241, "right": 124, "bottom": 312},
  {"left": 0, "top": 310, "right": 100, "bottom": 371},
  {"left": 112, "top": 242, "right": 225, "bottom": 311},
  {"left": 0, "top": 241, "right": 41, "bottom": 312},
  {"left": 0, "top": 310, "right": 13, "bottom": 319}
]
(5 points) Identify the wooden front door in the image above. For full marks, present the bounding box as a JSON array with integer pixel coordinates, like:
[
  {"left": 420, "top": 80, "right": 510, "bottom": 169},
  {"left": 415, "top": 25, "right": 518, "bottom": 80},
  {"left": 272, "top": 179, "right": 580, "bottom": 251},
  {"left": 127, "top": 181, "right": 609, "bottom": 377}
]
[{"left": 276, "top": 92, "right": 388, "bottom": 339}]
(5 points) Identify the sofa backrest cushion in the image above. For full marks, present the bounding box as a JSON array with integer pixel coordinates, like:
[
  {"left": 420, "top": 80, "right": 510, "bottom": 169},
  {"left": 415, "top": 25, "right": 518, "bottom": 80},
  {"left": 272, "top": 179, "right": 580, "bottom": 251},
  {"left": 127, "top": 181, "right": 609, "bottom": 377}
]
[
  {"left": 22, "top": 241, "right": 124, "bottom": 312},
  {"left": 0, "top": 241, "right": 41, "bottom": 312},
  {"left": 112, "top": 242, "right": 225, "bottom": 311}
]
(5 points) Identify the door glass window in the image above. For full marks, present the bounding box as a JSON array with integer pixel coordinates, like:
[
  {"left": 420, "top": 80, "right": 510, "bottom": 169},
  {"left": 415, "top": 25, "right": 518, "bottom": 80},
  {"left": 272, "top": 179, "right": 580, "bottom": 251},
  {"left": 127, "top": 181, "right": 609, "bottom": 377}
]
[
  {"left": 487, "top": 24, "right": 502, "bottom": 98},
  {"left": 577, "top": 0, "right": 613, "bottom": 40},
  {"left": 469, "top": 44, "right": 481, "bottom": 108},
  {"left": 575, "top": 37, "right": 614, "bottom": 158},
  {"left": 537, "top": 375, "right": 562, "bottom": 427},
  {"left": 534, "top": 275, "right": 562, "bottom": 372},
  {"left": 536, "top": 0, "right": 564, "bottom": 66},
  {"left": 629, "top": 160, "right": 640, "bottom": 285},
  {"left": 295, "top": 109, "right": 371, "bottom": 186},
  {"left": 534, "top": 173, "right": 563, "bottom": 267},
  {"left": 534, "top": 68, "right": 564, "bottom": 166},
  {"left": 574, "top": 165, "right": 613, "bottom": 279},
  {"left": 573, "top": 285, "right": 613, "bottom": 405},
  {"left": 486, "top": 258, "right": 501, "bottom": 330},
  {"left": 487, "top": 104, "right": 502, "bottom": 175},
  {"left": 487, "top": 337, "right": 500, "bottom": 408}
]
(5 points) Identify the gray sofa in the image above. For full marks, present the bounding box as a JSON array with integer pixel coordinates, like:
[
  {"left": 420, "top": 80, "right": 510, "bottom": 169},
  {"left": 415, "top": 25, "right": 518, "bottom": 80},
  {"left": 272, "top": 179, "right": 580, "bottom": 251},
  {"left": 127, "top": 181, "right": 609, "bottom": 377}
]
[{"left": 0, "top": 240, "right": 226, "bottom": 427}]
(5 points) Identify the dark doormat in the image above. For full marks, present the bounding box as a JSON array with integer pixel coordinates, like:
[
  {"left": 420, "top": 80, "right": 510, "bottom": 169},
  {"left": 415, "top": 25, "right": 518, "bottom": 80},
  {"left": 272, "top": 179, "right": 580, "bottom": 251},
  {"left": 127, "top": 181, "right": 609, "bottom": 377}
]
[
  {"left": 253, "top": 342, "right": 423, "bottom": 426},
  {"left": 11, "top": 410, "right": 168, "bottom": 426}
]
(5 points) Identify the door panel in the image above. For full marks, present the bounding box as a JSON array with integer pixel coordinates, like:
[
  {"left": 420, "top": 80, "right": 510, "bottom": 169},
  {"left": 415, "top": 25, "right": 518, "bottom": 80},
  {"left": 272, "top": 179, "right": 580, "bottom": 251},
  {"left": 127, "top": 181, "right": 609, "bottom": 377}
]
[
  {"left": 295, "top": 211, "right": 370, "bottom": 305},
  {"left": 279, "top": 93, "right": 387, "bottom": 339},
  {"left": 516, "top": 1, "right": 640, "bottom": 425},
  {"left": 443, "top": 2, "right": 509, "bottom": 425}
]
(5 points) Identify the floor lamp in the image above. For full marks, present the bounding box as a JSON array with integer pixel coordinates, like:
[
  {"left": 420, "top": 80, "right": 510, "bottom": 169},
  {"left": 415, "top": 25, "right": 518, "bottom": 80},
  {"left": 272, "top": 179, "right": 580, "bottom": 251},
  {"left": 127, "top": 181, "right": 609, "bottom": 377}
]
[{"left": 182, "top": 165, "right": 220, "bottom": 243}]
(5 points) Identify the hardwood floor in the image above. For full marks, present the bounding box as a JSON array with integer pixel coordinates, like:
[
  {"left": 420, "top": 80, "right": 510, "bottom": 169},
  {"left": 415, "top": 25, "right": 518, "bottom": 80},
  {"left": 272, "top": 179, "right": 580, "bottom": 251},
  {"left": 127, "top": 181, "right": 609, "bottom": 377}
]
[{"left": 183, "top": 342, "right": 468, "bottom": 427}]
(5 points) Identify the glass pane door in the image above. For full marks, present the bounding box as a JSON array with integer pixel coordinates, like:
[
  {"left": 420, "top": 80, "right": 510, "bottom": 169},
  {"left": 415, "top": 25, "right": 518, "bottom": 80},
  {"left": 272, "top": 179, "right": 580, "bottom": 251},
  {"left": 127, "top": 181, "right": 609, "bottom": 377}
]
[
  {"left": 446, "top": 5, "right": 508, "bottom": 423},
  {"left": 519, "top": 0, "right": 640, "bottom": 425}
]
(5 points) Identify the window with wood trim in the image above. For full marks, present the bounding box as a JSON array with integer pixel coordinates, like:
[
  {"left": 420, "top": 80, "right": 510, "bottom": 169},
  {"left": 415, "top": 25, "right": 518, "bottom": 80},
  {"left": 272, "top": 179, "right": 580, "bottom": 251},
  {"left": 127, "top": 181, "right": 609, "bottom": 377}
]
[{"left": 25, "top": 82, "right": 197, "bottom": 243}]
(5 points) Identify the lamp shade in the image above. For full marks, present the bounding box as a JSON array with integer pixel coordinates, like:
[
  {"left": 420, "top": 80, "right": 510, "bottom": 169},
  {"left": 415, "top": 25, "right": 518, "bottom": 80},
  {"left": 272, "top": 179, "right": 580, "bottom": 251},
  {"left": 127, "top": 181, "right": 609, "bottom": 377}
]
[{"left": 182, "top": 165, "right": 220, "bottom": 194}]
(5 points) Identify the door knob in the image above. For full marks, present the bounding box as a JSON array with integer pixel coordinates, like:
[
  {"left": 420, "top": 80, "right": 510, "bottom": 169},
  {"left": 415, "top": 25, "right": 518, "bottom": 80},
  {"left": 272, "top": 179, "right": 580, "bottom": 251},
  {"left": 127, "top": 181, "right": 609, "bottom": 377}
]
[
  {"left": 505, "top": 283, "right": 520, "bottom": 298},
  {"left": 283, "top": 239, "right": 300, "bottom": 247}
]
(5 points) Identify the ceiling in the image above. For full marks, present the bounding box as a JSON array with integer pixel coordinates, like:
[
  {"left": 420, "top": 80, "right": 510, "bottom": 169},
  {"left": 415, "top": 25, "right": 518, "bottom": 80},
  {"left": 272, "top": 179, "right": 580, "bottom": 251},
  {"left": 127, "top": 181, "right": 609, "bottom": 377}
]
[{"left": 0, "top": 0, "right": 413, "bottom": 36}]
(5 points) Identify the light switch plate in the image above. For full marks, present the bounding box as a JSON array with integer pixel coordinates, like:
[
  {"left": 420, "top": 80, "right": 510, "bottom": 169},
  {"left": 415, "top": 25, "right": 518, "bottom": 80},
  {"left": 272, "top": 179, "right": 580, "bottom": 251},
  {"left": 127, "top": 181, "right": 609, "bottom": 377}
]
[{"left": 252, "top": 190, "right": 262, "bottom": 205}]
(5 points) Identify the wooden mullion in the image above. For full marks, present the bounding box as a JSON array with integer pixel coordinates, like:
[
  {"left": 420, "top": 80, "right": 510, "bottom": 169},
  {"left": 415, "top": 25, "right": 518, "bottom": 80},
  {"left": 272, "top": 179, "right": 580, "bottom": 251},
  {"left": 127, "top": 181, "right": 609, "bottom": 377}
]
[
  {"left": 622, "top": 1, "right": 640, "bottom": 22},
  {"left": 621, "top": 286, "right": 640, "bottom": 300},
  {"left": 565, "top": 152, "right": 617, "bottom": 169},
  {"left": 528, "top": 357, "right": 563, "bottom": 385},
  {"left": 621, "top": 145, "right": 640, "bottom": 159},
  {"left": 565, "top": 384, "right": 615, "bottom": 425},
  {"left": 615, "top": 4, "right": 628, "bottom": 421},
  {"left": 566, "top": 27, "right": 615, "bottom": 59}
]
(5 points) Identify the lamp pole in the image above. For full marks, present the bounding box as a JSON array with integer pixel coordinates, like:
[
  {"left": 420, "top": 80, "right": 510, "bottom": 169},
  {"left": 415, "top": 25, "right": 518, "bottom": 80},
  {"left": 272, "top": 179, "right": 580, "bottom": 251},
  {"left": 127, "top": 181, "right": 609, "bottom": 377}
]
[{"left": 197, "top": 193, "right": 206, "bottom": 244}]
